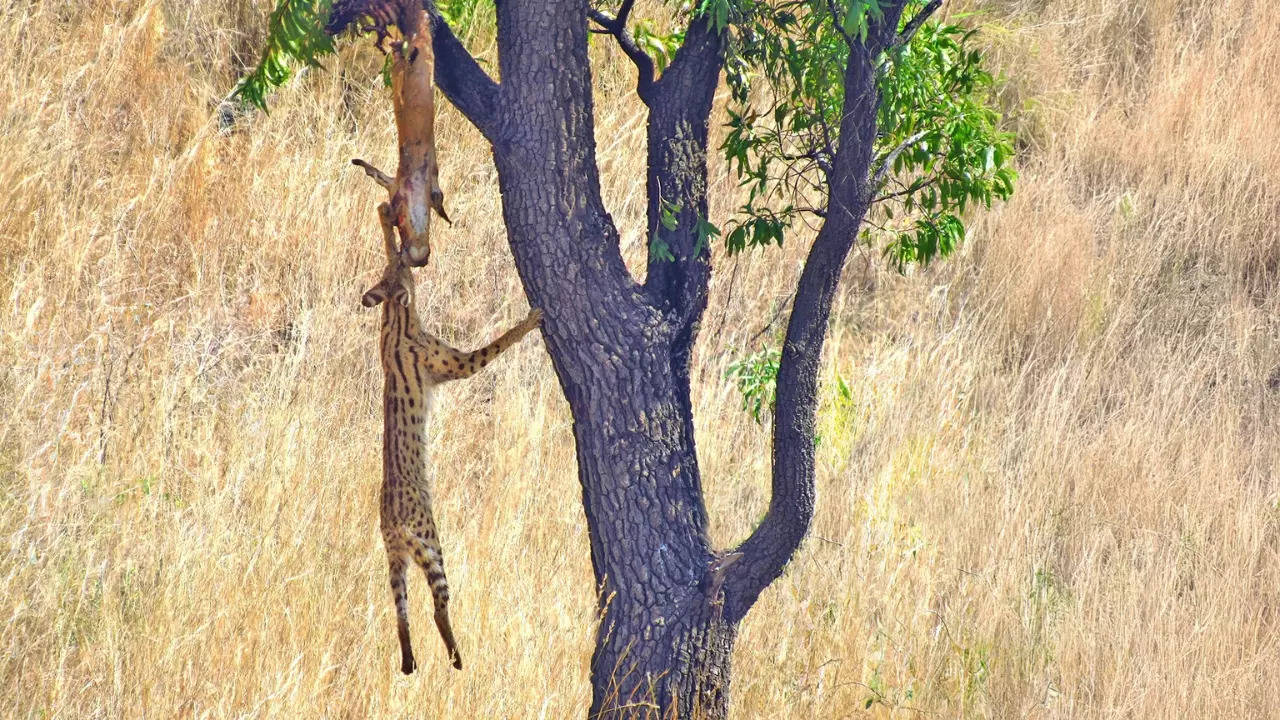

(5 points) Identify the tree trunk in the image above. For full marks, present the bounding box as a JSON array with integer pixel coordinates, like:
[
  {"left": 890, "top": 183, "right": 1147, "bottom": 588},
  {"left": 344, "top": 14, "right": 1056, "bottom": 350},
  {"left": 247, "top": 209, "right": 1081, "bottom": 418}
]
[
  {"left": 480, "top": 2, "right": 730, "bottom": 716},
  {"left": 411, "top": 1, "right": 914, "bottom": 717}
]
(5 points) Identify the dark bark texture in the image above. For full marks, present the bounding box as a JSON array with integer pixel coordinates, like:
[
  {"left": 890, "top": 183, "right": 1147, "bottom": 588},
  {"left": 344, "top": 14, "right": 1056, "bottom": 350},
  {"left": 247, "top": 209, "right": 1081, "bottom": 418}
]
[
  {"left": 336, "top": 1, "right": 916, "bottom": 716},
  {"left": 720, "top": 7, "right": 911, "bottom": 625}
]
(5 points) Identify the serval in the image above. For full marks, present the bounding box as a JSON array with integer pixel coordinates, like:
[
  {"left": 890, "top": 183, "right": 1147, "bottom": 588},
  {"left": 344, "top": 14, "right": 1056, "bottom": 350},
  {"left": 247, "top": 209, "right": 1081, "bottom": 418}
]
[{"left": 362, "top": 203, "right": 542, "bottom": 673}]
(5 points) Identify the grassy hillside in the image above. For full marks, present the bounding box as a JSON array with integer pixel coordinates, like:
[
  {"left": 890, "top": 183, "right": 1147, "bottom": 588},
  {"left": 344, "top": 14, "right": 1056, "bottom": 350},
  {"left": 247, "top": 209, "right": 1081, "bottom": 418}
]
[{"left": 3, "top": 0, "right": 1278, "bottom": 716}]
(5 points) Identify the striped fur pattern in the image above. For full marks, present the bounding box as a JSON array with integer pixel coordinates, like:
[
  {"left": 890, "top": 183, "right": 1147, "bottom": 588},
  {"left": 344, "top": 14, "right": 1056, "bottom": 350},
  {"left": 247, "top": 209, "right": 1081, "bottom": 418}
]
[{"left": 363, "top": 203, "right": 542, "bottom": 673}]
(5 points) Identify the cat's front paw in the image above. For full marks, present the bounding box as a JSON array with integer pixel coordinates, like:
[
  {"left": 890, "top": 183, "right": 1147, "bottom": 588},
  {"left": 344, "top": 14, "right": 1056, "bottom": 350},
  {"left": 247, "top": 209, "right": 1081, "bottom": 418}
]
[{"left": 523, "top": 308, "right": 543, "bottom": 332}]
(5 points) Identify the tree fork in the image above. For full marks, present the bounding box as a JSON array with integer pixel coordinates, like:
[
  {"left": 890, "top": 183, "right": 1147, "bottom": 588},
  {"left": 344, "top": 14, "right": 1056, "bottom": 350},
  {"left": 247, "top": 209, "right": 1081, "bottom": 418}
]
[{"left": 320, "top": 2, "right": 921, "bottom": 718}]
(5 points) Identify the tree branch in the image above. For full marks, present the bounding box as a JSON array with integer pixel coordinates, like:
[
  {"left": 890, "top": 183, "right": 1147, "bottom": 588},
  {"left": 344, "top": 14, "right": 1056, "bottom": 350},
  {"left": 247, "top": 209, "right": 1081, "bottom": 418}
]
[
  {"left": 642, "top": 14, "right": 724, "bottom": 327},
  {"left": 656, "top": 10, "right": 723, "bottom": 97},
  {"left": 721, "top": 1, "right": 911, "bottom": 626},
  {"left": 873, "top": 174, "right": 938, "bottom": 203},
  {"left": 425, "top": 7, "right": 501, "bottom": 142},
  {"left": 824, "top": 0, "right": 857, "bottom": 50},
  {"left": 889, "top": 0, "right": 942, "bottom": 50},
  {"left": 587, "top": 0, "right": 656, "bottom": 104},
  {"left": 869, "top": 129, "right": 928, "bottom": 189}
]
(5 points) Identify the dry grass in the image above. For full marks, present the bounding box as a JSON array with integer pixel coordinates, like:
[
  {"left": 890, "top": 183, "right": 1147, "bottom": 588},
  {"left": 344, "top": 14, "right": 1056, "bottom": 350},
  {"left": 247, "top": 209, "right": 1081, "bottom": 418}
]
[{"left": 3, "top": 0, "right": 1279, "bottom": 717}]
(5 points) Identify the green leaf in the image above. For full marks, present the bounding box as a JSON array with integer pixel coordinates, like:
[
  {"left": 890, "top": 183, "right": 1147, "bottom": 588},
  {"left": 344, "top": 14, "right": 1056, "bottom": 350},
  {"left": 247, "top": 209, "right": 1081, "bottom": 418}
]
[
  {"left": 699, "top": 0, "right": 732, "bottom": 32},
  {"left": 660, "top": 199, "right": 681, "bottom": 231},
  {"left": 836, "top": 375, "right": 852, "bottom": 401},
  {"left": 727, "top": 347, "right": 781, "bottom": 423},
  {"left": 694, "top": 215, "right": 720, "bottom": 256},
  {"left": 633, "top": 20, "right": 683, "bottom": 72},
  {"left": 649, "top": 236, "right": 675, "bottom": 263},
  {"left": 231, "top": 0, "right": 337, "bottom": 113}
]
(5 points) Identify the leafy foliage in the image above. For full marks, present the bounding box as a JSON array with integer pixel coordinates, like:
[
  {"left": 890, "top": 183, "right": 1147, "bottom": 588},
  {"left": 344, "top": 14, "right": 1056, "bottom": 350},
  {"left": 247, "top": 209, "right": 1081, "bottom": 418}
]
[
  {"left": 872, "top": 18, "right": 1016, "bottom": 270},
  {"left": 632, "top": 20, "right": 684, "bottom": 72},
  {"left": 234, "top": 0, "right": 499, "bottom": 111},
  {"left": 712, "top": 1, "right": 1016, "bottom": 270},
  {"left": 232, "top": 0, "right": 336, "bottom": 112},
  {"left": 726, "top": 346, "right": 781, "bottom": 423},
  {"left": 438, "top": 0, "right": 496, "bottom": 40}
]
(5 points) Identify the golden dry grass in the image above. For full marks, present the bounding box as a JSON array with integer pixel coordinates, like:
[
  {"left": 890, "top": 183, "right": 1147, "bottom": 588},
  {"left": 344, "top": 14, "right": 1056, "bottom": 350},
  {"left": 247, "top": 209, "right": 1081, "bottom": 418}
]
[{"left": 3, "top": 0, "right": 1279, "bottom": 717}]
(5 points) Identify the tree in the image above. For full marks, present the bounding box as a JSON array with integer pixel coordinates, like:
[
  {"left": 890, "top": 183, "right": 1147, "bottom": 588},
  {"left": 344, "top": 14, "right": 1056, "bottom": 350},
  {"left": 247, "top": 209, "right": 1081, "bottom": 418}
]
[{"left": 235, "top": 0, "right": 1014, "bottom": 717}]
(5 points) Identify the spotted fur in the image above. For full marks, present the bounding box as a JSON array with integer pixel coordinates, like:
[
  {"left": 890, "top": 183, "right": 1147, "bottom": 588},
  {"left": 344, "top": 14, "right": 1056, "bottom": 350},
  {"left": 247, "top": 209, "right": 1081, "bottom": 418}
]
[{"left": 363, "top": 203, "right": 542, "bottom": 673}]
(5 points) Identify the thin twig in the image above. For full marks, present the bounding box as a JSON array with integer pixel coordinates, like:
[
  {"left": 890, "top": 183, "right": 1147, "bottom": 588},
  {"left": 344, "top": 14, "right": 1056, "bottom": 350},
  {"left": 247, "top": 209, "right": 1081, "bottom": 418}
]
[
  {"left": 711, "top": 254, "right": 741, "bottom": 346},
  {"left": 874, "top": 175, "right": 939, "bottom": 203},
  {"left": 824, "top": 0, "right": 857, "bottom": 50},
  {"left": 748, "top": 289, "right": 797, "bottom": 346},
  {"left": 870, "top": 130, "right": 929, "bottom": 190}
]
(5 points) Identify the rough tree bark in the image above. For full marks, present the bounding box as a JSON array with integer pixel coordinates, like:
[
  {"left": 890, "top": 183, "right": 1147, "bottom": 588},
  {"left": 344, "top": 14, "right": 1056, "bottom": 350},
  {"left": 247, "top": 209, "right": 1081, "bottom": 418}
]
[{"left": 331, "top": 1, "right": 921, "bottom": 716}]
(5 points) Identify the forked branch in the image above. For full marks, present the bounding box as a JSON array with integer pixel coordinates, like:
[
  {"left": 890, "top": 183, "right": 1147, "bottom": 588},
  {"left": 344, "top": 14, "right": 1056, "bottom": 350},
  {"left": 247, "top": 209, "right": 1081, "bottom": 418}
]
[{"left": 588, "top": 0, "right": 656, "bottom": 104}]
